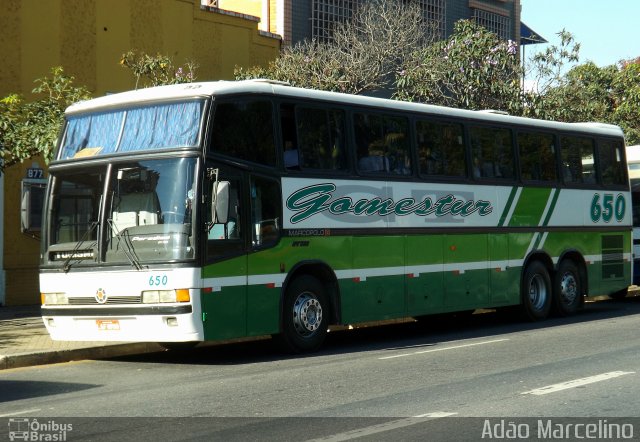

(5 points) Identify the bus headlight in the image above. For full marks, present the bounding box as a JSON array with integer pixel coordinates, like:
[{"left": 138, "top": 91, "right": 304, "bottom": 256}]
[
  {"left": 42, "top": 293, "right": 69, "bottom": 305},
  {"left": 141, "top": 289, "right": 190, "bottom": 303}
]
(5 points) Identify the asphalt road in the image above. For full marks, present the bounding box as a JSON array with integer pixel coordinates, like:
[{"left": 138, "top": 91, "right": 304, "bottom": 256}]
[{"left": 1, "top": 297, "right": 640, "bottom": 441}]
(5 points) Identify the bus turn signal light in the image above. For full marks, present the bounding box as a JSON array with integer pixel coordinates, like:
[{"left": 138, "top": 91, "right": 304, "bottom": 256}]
[{"left": 176, "top": 289, "right": 190, "bottom": 302}]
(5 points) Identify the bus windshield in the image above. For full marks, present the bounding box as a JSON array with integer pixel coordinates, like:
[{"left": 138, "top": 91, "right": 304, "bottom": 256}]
[
  {"left": 59, "top": 100, "right": 204, "bottom": 160},
  {"left": 45, "top": 157, "right": 197, "bottom": 268}
]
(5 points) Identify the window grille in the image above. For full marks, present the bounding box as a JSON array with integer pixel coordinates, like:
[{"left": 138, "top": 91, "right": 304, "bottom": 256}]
[
  {"left": 418, "top": 0, "right": 446, "bottom": 40},
  {"left": 311, "top": 0, "right": 446, "bottom": 43},
  {"left": 311, "top": 0, "right": 356, "bottom": 43},
  {"left": 472, "top": 8, "right": 511, "bottom": 40}
]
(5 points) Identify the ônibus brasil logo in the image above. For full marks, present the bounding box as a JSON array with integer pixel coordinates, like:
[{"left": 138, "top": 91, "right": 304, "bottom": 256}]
[{"left": 286, "top": 183, "right": 493, "bottom": 224}]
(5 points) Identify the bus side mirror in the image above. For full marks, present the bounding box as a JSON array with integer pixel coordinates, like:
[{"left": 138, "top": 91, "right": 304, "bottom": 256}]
[
  {"left": 21, "top": 179, "right": 47, "bottom": 237},
  {"left": 212, "top": 181, "right": 230, "bottom": 224}
]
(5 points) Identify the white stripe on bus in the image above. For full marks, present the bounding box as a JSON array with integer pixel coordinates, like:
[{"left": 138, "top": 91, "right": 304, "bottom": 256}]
[
  {"left": 202, "top": 253, "right": 630, "bottom": 291},
  {"left": 539, "top": 188, "right": 558, "bottom": 227},
  {"left": 502, "top": 186, "right": 523, "bottom": 227}
]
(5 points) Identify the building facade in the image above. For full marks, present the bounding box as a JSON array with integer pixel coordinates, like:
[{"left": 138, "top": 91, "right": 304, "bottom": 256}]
[
  {"left": 0, "top": 0, "right": 280, "bottom": 306},
  {"left": 216, "top": 0, "right": 523, "bottom": 48}
]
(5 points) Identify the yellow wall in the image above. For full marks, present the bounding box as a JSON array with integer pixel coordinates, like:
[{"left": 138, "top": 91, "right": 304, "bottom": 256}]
[
  {"left": 219, "top": 0, "right": 262, "bottom": 19},
  {"left": 0, "top": 0, "right": 280, "bottom": 98},
  {"left": 0, "top": 0, "right": 280, "bottom": 305}
]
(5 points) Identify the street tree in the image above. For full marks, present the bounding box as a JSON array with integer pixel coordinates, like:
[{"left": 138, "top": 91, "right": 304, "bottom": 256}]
[
  {"left": 611, "top": 58, "right": 640, "bottom": 144},
  {"left": 528, "top": 55, "right": 640, "bottom": 145},
  {"left": 394, "top": 20, "right": 521, "bottom": 113},
  {"left": 120, "top": 50, "right": 198, "bottom": 89},
  {"left": 520, "top": 30, "right": 582, "bottom": 120},
  {"left": 0, "top": 53, "right": 199, "bottom": 175},
  {"left": 0, "top": 67, "right": 91, "bottom": 175},
  {"left": 235, "top": 0, "right": 432, "bottom": 95}
]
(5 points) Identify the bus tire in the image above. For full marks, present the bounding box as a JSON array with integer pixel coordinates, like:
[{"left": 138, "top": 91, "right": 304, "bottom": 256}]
[
  {"left": 552, "top": 260, "right": 583, "bottom": 316},
  {"left": 277, "top": 275, "right": 329, "bottom": 353},
  {"left": 521, "top": 261, "right": 552, "bottom": 321}
]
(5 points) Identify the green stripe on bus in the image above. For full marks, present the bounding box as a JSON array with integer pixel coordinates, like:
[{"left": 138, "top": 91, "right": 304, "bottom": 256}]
[
  {"left": 532, "top": 232, "right": 544, "bottom": 251},
  {"left": 498, "top": 186, "right": 519, "bottom": 227},
  {"left": 541, "top": 189, "right": 561, "bottom": 227},
  {"left": 508, "top": 188, "right": 552, "bottom": 227}
]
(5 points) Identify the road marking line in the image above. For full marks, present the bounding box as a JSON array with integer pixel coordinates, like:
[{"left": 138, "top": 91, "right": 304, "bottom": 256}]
[
  {"left": 306, "top": 412, "right": 457, "bottom": 442},
  {"left": 414, "top": 412, "right": 458, "bottom": 418},
  {"left": 0, "top": 408, "right": 41, "bottom": 417},
  {"left": 378, "top": 338, "right": 509, "bottom": 360},
  {"left": 521, "top": 371, "right": 636, "bottom": 396}
]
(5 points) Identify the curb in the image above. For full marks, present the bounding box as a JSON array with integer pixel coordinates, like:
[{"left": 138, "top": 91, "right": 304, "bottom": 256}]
[{"left": 0, "top": 342, "right": 164, "bottom": 370}]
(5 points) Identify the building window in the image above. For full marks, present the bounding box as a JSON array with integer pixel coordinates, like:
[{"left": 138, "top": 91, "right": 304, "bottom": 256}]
[
  {"left": 311, "top": 0, "right": 356, "bottom": 43},
  {"left": 311, "top": 0, "right": 446, "bottom": 43},
  {"left": 472, "top": 8, "right": 511, "bottom": 40},
  {"left": 419, "top": 0, "right": 446, "bottom": 40}
]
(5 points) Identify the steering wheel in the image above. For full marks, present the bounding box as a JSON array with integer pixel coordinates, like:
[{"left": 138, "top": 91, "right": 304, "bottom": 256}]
[{"left": 162, "top": 211, "right": 185, "bottom": 223}]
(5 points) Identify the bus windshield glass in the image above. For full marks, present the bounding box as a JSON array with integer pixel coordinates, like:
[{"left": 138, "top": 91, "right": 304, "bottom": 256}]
[
  {"left": 46, "top": 157, "right": 198, "bottom": 267},
  {"left": 59, "top": 100, "right": 205, "bottom": 160}
]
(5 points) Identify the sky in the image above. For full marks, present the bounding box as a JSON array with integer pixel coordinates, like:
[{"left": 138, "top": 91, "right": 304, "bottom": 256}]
[{"left": 520, "top": 0, "right": 640, "bottom": 68}]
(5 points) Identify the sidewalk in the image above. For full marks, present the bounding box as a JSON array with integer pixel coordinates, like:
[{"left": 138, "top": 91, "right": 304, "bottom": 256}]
[{"left": 0, "top": 305, "right": 162, "bottom": 370}]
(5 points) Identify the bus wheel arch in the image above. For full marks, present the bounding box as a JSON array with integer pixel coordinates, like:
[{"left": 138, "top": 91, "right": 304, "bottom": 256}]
[
  {"left": 276, "top": 262, "right": 340, "bottom": 353},
  {"left": 520, "top": 254, "right": 553, "bottom": 321}
]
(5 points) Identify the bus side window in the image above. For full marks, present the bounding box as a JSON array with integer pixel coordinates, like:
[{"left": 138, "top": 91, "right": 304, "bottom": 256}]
[
  {"left": 561, "top": 136, "right": 595, "bottom": 185},
  {"left": 416, "top": 120, "right": 466, "bottom": 178},
  {"left": 598, "top": 139, "right": 626, "bottom": 186},
  {"left": 470, "top": 126, "right": 514, "bottom": 180},
  {"left": 211, "top": 100, "right": 276, "bottom": 167},
  {"left": 355, "top": 113, "right": 410, "bottom": 176},
  {"left": 250, "top": 176, "right": 281, "bottom": 247},
  {"left": 295, "top": 106, "right": 347, "bottom": 171},
  {"left": 518, "top": 131, "right": 557, "bottom": 182},
  {"left": 280, "top": 104, "right": 300, "bottom": 170}
]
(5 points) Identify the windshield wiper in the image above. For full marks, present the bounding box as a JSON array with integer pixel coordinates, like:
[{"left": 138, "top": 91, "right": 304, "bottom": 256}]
[
  {"left": 62, "top": 221, "right": 99, "bottom": 273},
  {"left": 107, "top": 218, "right": 144, "bottom": 271}
]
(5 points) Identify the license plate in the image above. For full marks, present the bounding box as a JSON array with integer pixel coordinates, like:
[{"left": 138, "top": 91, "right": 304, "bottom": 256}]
[{"left": 96, "top": 319, "right": 120, "bottom": 330}]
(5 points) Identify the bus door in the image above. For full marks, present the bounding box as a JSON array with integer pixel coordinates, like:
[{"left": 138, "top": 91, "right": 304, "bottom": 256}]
[
  {"left": 202, "top": 170, "right": 248, "bottom": 340},
  {"left": 245, "top": 174, "right": 283, "bottom": 337}
]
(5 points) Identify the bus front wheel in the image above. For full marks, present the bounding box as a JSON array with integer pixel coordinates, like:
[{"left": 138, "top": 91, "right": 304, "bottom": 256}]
[
  {"left": 277, "top": 275, "right": 329, "bottom": 353},
  {"left": 521, "top": 261, "right": 552, "bottom": 321},
  {"left": 553, "top": 260, "right": 583, "bottom": 316}
]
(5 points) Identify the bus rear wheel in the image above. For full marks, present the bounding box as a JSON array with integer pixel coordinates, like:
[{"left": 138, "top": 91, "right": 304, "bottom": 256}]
[
  {"left": 521, "top": 261, "right": 552, "bottom": 321},
  {"left": 553, "top": 260, "right": 583, "bottom": 316},
  {"left": 277, "top": 275, "right": 329, "bottom": 353}
]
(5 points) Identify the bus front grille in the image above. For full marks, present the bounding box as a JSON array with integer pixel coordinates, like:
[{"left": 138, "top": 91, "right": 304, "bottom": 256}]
[{"left": 67, "top": 296, "right": 142, "bottom": 305}]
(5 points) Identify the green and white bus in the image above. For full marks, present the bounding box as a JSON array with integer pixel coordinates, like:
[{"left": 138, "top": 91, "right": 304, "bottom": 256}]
[
  {"left": 627, "top": 145, "right": 640, "bottom": 286},
  {"left": 40, "top": 80, "right": 631, "bottom": 352}
]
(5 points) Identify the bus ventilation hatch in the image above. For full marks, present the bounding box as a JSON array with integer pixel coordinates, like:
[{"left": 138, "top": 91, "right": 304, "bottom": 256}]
[{"left": 601, "top": 235, "right": 624, "bottom": 280}]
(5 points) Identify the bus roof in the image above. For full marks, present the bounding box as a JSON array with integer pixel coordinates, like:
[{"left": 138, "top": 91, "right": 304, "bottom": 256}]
[{"left": 66, "top": 79, "right": 625, "bottom": 138}]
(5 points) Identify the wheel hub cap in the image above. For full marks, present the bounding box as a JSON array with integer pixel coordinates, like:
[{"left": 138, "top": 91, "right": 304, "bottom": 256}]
[
  {"left": 560, "top": 272, "right": 578, "bottom": 304},
  {"left": 292, "top": 293, "right": 322, "bottom": 337}
]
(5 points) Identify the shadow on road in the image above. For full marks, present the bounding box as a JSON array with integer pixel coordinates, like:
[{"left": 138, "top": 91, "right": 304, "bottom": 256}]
[
  {"left": 0, "top": 380, "right": 99, "bottom": 402},
  {"left": 106, "top": 296, "right": 640, "bottom": 367}
]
